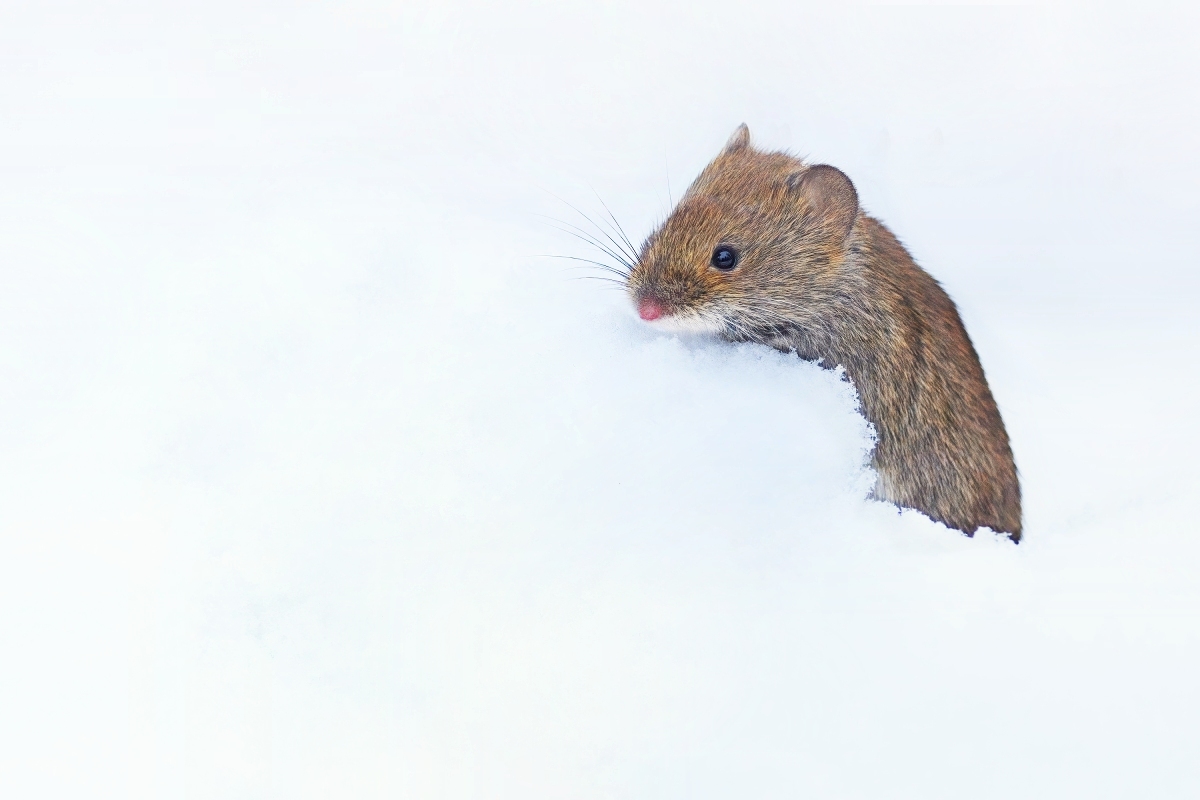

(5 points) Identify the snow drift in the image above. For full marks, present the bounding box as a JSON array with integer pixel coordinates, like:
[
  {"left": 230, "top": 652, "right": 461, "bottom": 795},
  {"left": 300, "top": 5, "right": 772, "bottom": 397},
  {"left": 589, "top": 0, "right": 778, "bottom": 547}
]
[{"left": 1, "top": 2, "right": 1199, "bottom": 798}]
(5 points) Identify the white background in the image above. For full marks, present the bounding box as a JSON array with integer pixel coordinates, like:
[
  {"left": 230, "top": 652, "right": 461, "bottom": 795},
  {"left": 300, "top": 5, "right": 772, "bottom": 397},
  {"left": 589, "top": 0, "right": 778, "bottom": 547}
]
[{"left": 2, "top": 2, "right": 1199, "bottom": 798}]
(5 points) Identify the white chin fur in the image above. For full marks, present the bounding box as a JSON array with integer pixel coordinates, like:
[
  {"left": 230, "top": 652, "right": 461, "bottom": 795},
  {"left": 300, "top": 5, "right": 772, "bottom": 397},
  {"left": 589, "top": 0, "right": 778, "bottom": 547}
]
[{"left": 644, "top": 312, "right": 724, "bottom": 336}]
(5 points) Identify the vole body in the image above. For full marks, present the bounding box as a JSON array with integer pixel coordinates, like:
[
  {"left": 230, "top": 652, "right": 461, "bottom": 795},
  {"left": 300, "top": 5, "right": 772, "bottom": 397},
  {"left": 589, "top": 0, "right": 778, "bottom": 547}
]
[{"left": 628, "top": 125, "right": 1021, "bottom": 540}]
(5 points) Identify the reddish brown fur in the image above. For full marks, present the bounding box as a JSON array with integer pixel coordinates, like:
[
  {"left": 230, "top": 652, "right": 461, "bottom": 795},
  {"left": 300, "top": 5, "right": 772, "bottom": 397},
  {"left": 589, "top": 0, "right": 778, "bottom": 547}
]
[{"left": 628, "top": 125, "right": 1021, "bottom": 540}]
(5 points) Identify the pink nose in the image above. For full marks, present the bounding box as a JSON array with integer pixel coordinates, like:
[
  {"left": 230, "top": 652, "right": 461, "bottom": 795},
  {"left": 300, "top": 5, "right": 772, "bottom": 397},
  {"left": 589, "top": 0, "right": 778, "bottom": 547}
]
[{"left": 638, "top": 299, "right": 664, "bottom": 321}]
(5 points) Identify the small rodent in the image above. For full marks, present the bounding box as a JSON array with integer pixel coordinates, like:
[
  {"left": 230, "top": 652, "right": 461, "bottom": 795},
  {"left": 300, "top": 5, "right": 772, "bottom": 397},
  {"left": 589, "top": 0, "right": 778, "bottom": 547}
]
[{"left": 627, "top": 125, "right": 1021, "bottom": 541}]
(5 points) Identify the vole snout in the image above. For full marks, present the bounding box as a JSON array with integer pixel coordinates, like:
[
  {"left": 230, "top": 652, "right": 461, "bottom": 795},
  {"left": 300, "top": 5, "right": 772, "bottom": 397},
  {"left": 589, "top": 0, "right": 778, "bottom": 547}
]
[
  {"left": 637, "top": 298, "right": 664, "bottom": 321},
  {"left": 630, "top": 259, "right": 729, "bottom": 335}
]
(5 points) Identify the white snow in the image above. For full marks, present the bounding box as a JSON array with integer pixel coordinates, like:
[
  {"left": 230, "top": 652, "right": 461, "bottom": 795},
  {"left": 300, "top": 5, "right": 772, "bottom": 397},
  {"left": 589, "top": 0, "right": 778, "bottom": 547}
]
[{"left": 2, "top": 2, "right": 1200, "bottom": 798}]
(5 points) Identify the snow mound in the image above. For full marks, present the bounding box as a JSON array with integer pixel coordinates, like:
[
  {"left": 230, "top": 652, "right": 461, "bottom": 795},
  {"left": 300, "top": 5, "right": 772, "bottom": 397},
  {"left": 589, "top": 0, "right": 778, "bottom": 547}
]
[{"left": 2, "top": 2, "right": 1200, "bottom": 798}]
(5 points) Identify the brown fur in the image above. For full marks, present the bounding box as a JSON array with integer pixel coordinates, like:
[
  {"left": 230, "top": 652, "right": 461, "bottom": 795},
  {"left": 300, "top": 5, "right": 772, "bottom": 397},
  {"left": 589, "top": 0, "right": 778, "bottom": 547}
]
[{"left": 628, "top": 125, "right": 1021, "bottom": 540}]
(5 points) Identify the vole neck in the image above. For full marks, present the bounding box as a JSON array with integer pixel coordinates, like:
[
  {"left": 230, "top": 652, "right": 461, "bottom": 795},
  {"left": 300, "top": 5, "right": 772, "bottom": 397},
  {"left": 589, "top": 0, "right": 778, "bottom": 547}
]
[{"left": 772, "top": 217, "right": 919, "bottom": 410}]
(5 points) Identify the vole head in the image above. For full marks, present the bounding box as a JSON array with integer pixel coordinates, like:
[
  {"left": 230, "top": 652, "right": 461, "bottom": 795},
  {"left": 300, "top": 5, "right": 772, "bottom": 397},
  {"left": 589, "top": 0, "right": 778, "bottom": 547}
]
[{"left": 628, "top": 125, "right": 861, "bottom": 339}]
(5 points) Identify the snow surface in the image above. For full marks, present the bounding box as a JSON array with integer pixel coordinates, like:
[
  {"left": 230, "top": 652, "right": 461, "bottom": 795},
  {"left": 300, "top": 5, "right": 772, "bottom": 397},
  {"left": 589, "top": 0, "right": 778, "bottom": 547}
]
[{"left": 2, "top": 2, "right": 1200, "bottom": 798}]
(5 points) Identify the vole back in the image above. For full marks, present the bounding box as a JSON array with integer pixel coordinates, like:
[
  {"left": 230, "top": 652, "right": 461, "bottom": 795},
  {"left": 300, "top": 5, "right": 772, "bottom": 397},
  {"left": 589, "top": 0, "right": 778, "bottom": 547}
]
[{"left": 627, "top": 125, "right": 1021, "bottom": 540}]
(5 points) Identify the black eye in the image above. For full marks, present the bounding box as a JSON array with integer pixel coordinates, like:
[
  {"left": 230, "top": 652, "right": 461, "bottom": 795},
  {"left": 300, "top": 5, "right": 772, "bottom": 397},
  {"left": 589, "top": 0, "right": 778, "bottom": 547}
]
[{"left": 711, "top": 246, "right": 739, "bottom": 270}]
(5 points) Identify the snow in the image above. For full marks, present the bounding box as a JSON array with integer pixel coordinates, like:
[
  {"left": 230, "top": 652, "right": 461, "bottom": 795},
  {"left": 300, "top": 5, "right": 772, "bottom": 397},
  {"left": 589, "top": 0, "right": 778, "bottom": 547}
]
[{"left": 2, "top": 2, "right": 1199, "bottom": 798}]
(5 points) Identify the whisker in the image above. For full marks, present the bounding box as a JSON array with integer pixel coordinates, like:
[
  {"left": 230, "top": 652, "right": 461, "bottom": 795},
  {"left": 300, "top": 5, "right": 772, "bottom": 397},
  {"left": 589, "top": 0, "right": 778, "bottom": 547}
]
[
  {"left": 723, "top": 316, "right": 759, "bottom": 342},
  {"left": 590, "top": 188, "right": 640, "bottom": 263},
  {"left": 571, "top": 275, "right": 628, "bottom": 285},
  {"left": 532, "top": 254, "right": 630, "bottom": 279},
  {"left": 568, "top": 190, "right": 638, "bottom": 264},
  {"left": 540, "top": 192, "right": 639, "bottom": 266},
  {"left": 539, "top": 216, "right": 629, "bottom": 260},
  {"left": 539, "top": 217, "right": 635, "bottom": 271}
]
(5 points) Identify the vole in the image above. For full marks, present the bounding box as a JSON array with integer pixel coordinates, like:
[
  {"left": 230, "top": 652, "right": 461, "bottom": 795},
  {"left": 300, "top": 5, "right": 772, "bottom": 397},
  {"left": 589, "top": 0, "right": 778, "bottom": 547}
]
[{"left": 627, "top": 125, "right": 1021, "bottom": 541}]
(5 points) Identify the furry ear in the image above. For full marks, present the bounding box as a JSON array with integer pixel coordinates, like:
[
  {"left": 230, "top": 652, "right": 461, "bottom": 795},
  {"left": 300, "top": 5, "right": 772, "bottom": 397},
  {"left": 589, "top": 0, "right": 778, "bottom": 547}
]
[
  {"left": 787, "top": 164, "right": 859, "bottom": 242},
  {"left": 722, "top": 124, "right": 751, "bottom": 154}
]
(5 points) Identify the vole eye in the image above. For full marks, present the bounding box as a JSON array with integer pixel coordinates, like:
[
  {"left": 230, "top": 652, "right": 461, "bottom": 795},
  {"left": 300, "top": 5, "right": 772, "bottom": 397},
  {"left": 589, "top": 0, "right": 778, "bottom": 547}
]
[{"left": 711, "top": 246, "right": 739, "bottom": 270}]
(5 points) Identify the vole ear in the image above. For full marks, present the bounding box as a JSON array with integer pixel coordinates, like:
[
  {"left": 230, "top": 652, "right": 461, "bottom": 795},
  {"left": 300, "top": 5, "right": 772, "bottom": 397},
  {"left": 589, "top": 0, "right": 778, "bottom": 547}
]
[
  {"left": 787, "top": 164, "right": 859, "bottom": 242},
  {"left": 722, "top": 124, "right": 751, "bottom": 154}
]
